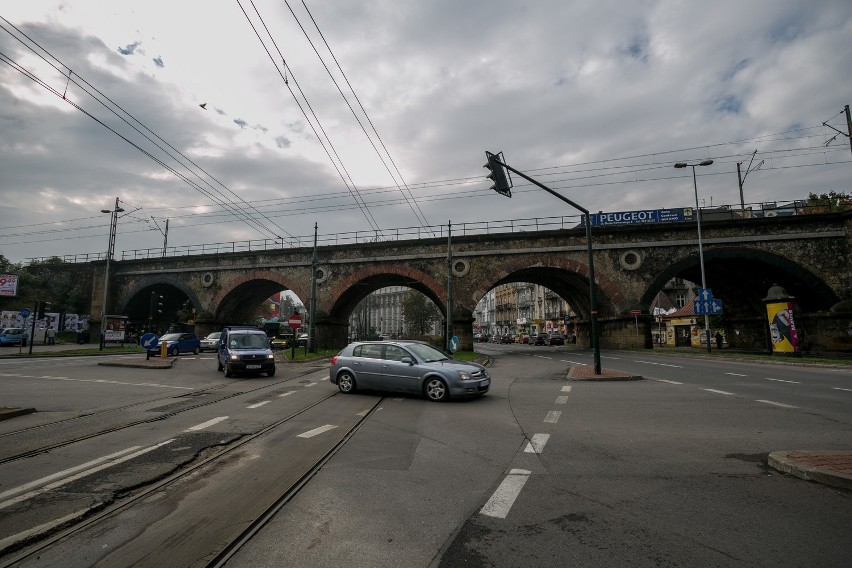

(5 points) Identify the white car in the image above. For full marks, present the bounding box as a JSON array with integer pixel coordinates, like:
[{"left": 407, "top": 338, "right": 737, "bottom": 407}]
[{"left": 199, "top": 331, "right": 221, "bottom": 352}]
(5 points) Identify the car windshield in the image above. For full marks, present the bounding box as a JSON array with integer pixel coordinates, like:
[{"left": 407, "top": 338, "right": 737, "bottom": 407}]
[
  {"left": 160, "top": 333, "right": 181, "bottom": 341},
  {"left": 230, "top": 334, "right": 269, "bottom": 349},
  {"left": 405, "top": 342, "right": 450, "bottom": 363},
  {"left": 206, "top": 333, "right": 221, "bottom": 340}
]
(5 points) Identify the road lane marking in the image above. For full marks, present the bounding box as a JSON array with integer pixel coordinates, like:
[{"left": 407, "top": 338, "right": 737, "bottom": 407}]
[
  {"left": 766, "top": 378, "right": 800, "bottom": 384},
  {"left": 278, "top": 391, "right": 295, "bottom": 397},
  {"left": 0, "top": 447, "right": 141, "bottom": 501},
  {"left": 756, "top": 400, "right": 797, "bottom": 408},
  {"left": 832, "top": 387, "right": 852, "bottom": 392},
  {"left": 633, "top": 360, "right": 683, "bottom": 368},
  {"left": 355, "top": 409, "right": 370, "bottom": 416},
  {"left": 247, "top": 401, "right": 271, "bottom": 409},
  {"left": 652, "top": 378, "right": 683, "bottom": 385},
  {"left": 0, "top": 506, "right": 99, "bottom": 551},
  {"left": 560, "top": 360, "right": 587, "bottom": 365},
  {"left": 543, "top": 411, "right": 562, "bottom": 424},
  {"left": 0, "top": 440, "right": 174, "bottom": 511},
  {"left": 186, "top": 416, "right": 229, "bottom": 431},
  {"left": 703, "top": 389, "right": 735, "bottom": 395},
  {"left": 533, "top": 355, "right": 553, "bottom": 360},
  {"left": 555, "top": 395, "right": 569, "bottom": 404},
  {"left": 561, "top": 386, "right": 572, "bottom": 392},
  {"left": 480, "top": 469, "right": 531, "bottom": 519},
  {"left": 305, "top": 382, "right": 317, "bottom": 388},
  {"left": 9, "top": 375, "right": 195, "bottom": 390},
  {"left": 725, "top": 373, "right": 748, "bottom": 377},
  {"left": 525, "top": 434, "right": 550, "bottom": 454},
  {"left": 297, "top": 424, "right": 337, "bottom": 438}
]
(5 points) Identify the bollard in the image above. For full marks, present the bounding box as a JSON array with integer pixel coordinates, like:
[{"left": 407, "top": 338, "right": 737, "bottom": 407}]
[{"left": 161, "top": 341, "right": 168, "bottom": 358}]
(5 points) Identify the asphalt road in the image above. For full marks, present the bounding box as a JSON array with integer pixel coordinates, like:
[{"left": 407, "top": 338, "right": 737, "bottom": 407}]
[{"left": 1, "top": 347, "right": 850, "bottom": 567}]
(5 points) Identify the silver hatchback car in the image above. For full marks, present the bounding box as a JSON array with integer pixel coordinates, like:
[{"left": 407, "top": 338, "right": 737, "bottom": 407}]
[{"left": 329, "top": 341, "right": 490, "bottom": 402}]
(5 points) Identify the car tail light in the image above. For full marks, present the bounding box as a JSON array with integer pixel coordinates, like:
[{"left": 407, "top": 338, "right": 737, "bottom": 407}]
[{"left": 331, "top": 355, "right": 338, "bottom": 365}]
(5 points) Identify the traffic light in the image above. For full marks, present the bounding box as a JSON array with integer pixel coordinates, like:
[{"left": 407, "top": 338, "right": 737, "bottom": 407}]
[
  {"left": 484, "top": 151, "right": 512, "bottom": 197},
  {"left": 37, "top": 301, "right": 51, "bottom": 319},
  {"left": 149, "top": 292, "right": 164, "bottom": 320}
]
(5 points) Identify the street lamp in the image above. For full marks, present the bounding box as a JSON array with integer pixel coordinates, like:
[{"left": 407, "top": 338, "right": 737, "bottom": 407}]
[
  {"left": 674, "top": 159, "right": 714, "bottom": 353},
  {"left": 99, "top": 197, "right": 125, "bottom": 350}
]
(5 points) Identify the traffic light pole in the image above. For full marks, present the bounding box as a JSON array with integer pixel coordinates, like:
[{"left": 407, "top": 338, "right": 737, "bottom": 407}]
[{"left": 489, "top": 156, "right": 601, "bottom": 374}]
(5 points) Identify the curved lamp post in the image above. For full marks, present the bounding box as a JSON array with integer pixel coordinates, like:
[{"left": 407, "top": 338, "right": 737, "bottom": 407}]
[{"left": 674, "top": 160, "right": 714, "bottom": 353}]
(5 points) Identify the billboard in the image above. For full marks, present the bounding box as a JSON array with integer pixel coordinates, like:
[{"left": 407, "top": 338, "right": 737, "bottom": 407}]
[
  {"left": 585, "top": 208, "right": 695, "bottom": 227},
  {"left": 0, "top": 274, "right": 18, "bottom": 297},
  {"left": 766, "top": 301, "right": 799, "bottom": 353}
]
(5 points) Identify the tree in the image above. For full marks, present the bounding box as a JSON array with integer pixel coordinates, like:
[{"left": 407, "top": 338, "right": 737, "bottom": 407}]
[
  {"left": 401, "top": 290, "right": 441, "bottom": 336},
  {"left": 807, "top": 191, "right": 851, "bottom": 212}
]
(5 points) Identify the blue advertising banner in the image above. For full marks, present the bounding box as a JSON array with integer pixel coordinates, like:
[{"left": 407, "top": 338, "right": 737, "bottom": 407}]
[{"left": 585, "top": 207, "right": 695, "bottom": 227}]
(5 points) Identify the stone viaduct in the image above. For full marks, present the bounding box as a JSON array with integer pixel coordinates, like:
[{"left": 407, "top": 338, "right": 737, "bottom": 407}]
[{"left": 82, "top": 210, "right": 850, "bottom": 353}]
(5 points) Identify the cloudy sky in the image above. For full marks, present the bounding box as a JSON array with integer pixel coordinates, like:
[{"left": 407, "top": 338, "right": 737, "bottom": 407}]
[{"left": 2, "top": 0, "right": 850, "bottom": 264}]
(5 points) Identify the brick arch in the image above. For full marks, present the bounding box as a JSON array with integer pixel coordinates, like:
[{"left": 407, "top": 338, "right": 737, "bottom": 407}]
[
  {"left": 469, "top": 252, "right": 625, "bottom": 313},
  {"left": 213, "top": 269, "right": 308, "bottom": 312},
  {"left": 119, "top": 275, "right": 203, "bottom": 315},
  {"left": 325, "top": 264, "right": 448, "bottom": 317}
]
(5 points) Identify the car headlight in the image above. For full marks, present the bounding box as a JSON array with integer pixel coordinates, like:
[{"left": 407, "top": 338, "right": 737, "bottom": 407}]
[
  {"left": 459, "top": 371, "right": 471, "bottom": 380},
  {"left": 229, "top": 354, "right": 239, "bottom": 361},
  {"left": 267, "top": 353, "right": 274, "bottom": 359}
]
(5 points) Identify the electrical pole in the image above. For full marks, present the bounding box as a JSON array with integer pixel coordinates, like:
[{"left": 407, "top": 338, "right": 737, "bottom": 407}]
[
  {"left": 446, "top": 221, "right": 453, "bottom": 353},
  {"left": 846, "top": 104, "right": 852, "bottom": 158},
  {"left": 309, "top": 222, "right": 318, "bottom": 353}
]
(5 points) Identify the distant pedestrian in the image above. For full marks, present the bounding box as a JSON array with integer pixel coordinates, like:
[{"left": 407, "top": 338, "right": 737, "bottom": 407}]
[
  {"left": 714, "top": 331, "right": 723, "bottom": 350},
  {"left": 47, "top": 327, "right": 56, "bottom": 345}
]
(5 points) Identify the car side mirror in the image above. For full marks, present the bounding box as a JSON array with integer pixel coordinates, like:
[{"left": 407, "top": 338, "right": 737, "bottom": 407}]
[{"left": 400, "top": 357, "right": 414, "bottom": 365}]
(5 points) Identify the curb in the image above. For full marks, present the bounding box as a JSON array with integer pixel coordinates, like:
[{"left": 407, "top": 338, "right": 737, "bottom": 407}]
[
  {"left": 567, "top": 366, "right": 643, "bottom": 381},
  {"left": 767, "top": 450, "right": 852, "bottom": 491},
  {"left": 97, "top": 357, "right": 177, "bottom": 369},
  {"left": 0, "top": 407, "right": 36, "bottom": 421}
]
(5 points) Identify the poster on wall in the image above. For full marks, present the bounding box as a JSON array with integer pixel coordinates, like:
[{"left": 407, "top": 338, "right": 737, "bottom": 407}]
[
  {"left": 766, "top": 301, "right": 799, "bottom": 353},
  {"left": 0, "top": 274, "right": 18, "bottom": 297}
]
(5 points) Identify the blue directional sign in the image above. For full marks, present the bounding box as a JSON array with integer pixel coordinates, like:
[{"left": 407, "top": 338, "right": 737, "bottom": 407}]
[
  {"left": 693, "top": 298, "right": 723, "bottom": 315},
  {"left": 20, "top": 308, "right": 30, "bottom": 318},
  {"left": 140, "top": 332, "right": 159, "bottom": 350},
  {"left": 697, "top": 288, "right": 714, "bottom": 301},
  {"left": 449, "top": 335, "right": 459, "bottom": 353}
]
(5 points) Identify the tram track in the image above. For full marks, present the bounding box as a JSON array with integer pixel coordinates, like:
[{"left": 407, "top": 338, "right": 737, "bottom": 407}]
[
  {"left": 0, "top": 368, "right": 324, "bottom": 465},
  {"left": 0, "top": 390, "right": 384, "bottom": 567}
]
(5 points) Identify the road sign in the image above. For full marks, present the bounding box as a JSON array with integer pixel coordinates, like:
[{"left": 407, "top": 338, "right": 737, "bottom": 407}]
[
  {"left": 697, "top": 288, "right": 713, "bottom": 301},
  {"left": 287, "top": 314, "right": 303, "bottom": 329},
  {"left": 20, "top": 308, "right": 30, "bottom": 318},
  {"left": 630, "top": 310, "right": 641, "bottom": 315},
  {"left": 693, "top": 298, "right": 723, "bottom": 315},
  {"left": 140, "top": 332, "right": 159, "bottom": 349},
  {"left": 449, "top": 335, "right": 459, "bottom": 353}
]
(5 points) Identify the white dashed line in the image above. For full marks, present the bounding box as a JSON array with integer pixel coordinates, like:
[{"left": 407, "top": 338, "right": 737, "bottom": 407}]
[
  {"left": 480, "top": 469, "right": 531, "bottom": 519},
  {"left": 560, "top": 360, "right": 587, "bottom": 366},
  {"left": 533, "top": 355, "right": 553, "bottom": 360},
  {"left": 278, "top": 391, "right": 295, "bottom": 397},
  {"left": 725, "top": 372, "right": 747, "bottom": 377},
  {"left": 561, "top": 385, "right": 572, "bottom": 392},
  {"left": 247, "top": 401, "right": 271, "bottom": 409},
  {"left": 833, "top": 387, "right": 852, "bottom": 392},
  {"left": 543, "top": 411, "right": 562, "bottom": 424},
  {"left": 525, "top": 434, "right": 550, "bottom": 454},
  {"left": 766, "top": 378, "right": 800, "bottom": 384},
  {"left": 652, "top": 378, "right": 683, "bottom": 385},
  {"left": 555, "top": 395, "right": 569, "bottom": 404},
  {"left": 703, "top": 388, "right": 735, "bottom": 396},
  {"left": 185, "top": 417, "right": 229, "bottom": 432},
  {"left": 633, "top": 360, "right": 683, "bottom": 368},
  {"left": 756, "top": 400, "right": 797, "bottom": 408},
  {"left": 297, "top": 424, "right": 337, "bottom": 438}
]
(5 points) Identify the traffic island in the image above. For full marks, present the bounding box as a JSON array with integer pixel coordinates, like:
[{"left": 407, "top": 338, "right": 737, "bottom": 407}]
[
  {"left": 767, "top": 450, "right": 852, "bottom": 491},
  {"left": 0, "top": 407, "right": 36, "bottom": 421},
  {"left": 568, "top": 366, "right": 642, "bottom": 381},
  {"left": 98, "top": 356, "right": 177, "bottom": 369}
]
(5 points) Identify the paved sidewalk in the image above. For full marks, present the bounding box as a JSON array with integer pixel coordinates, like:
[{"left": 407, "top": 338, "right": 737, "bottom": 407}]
[{"left": 768, "top": 450, "right": 852, "bottom": 491}]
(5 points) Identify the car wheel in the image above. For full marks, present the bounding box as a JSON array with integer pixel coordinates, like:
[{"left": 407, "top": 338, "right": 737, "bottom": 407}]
[
  {"left": 193, "top": 347, "right": 200, "bottom": 355},
  {"left": 337, "top": 372, "right": 356, "bottom": 394},
  {"left": 224, "top": 364, "right": 233, "bottom": 378},
  {"left": 267, "top": 368, "right": 275, "bottom": 377},
  {"left": 170, "top": 347, "right": 179, "bottom": 356},
  {"left": 425, "top": 377, "right": 448, "bottom": 402}
]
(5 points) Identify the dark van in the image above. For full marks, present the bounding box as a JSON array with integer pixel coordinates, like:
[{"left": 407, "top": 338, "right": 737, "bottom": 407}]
[{"left": 217, "top": 327, "right": 276, "bottom": 377}]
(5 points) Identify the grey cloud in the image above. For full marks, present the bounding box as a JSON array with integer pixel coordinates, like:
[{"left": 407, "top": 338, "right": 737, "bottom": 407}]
[
  {"left": 117, "top": 41, "right": 141, "bottom": 55},
  {"left": 153, "top": 56, "right": 164, "bottom": 68}
]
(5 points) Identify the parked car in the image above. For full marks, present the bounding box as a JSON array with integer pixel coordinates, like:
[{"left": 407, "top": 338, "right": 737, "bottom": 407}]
[
  {"left": 329, "top": 340, "right": 490, "bottom": 401},
  {"left": 148, "top": 332, "right": 200, "bottom": 356},
  {"left": 0, "top": 328, "right": 28, "bottom": 346},
  {"left": 217, "top": 327, "right": 276, "bottom": 377},
  {"left": 549, "top": 333, "right": 565, "bottom": 346},
  {"left": 499, "top": 335, "right": 513, "bottom": 344},
  {"left": 199, "top": 331, "right": 221, "bottom": 352},
  {"left": 534, "top": 333, "right": 549, "bottom": 346},
  {"left": 296, "top": 333, "right": 309, "bottom": 346},
  {"left": 519, "top": 334, "right": 530, "bottom": 344}
]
